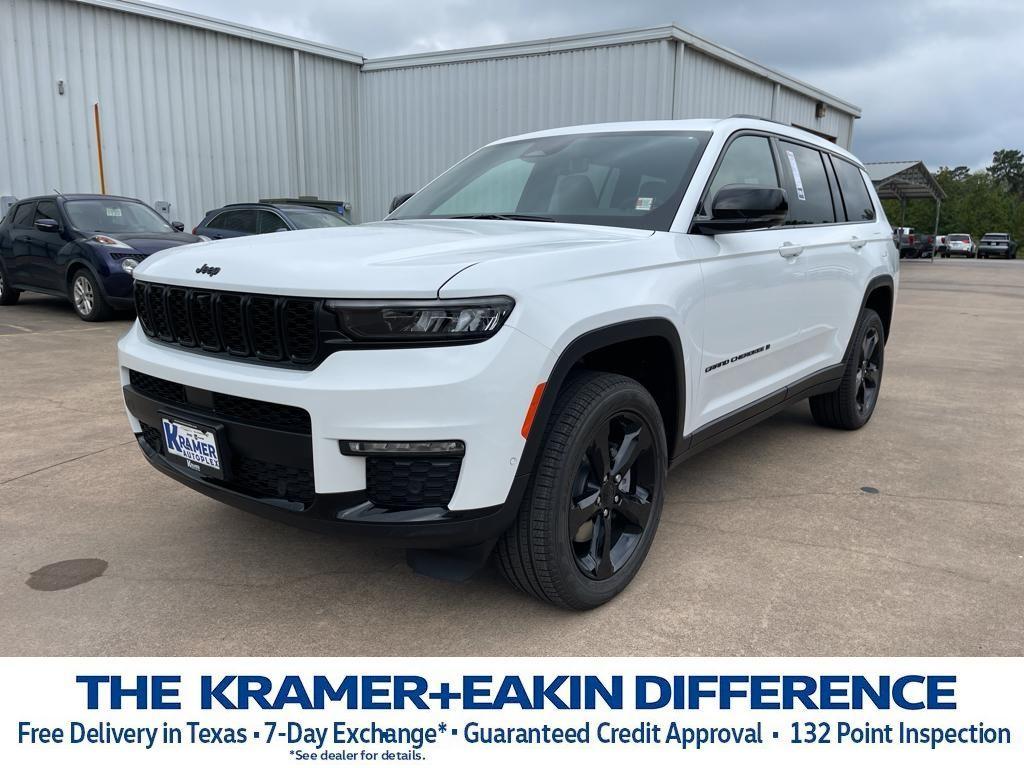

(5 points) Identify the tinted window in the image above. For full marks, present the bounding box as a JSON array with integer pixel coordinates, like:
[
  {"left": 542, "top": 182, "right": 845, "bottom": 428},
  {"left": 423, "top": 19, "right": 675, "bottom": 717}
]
[
  {"left": 35, "top": 200, "right": 60, "bottom": 223},
  {"left": 778, "top": 141, "right": 835, "bottom": 225},
  {"left": 705, "top": 135, "right": 779, "bottom": 211},
  {"left": 390, "top": 131, "right": 711, "bottom": 232},
  {"left": 12, "top": 202, "right": 36, "bottom": 227},
  {"left": 832, "top": 157, "right": 875, "bottom": 221},
  {"left": 257, "top": 211, "right": 288, "bottom": 234},
  {"left": 210, "top": 209, "right": 259, "bottom": 234}
]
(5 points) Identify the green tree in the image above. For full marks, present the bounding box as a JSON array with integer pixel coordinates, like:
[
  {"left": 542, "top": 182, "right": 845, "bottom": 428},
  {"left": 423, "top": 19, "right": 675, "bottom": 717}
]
[{"left": 988, "top": 149, "right": 1024, "bottom": 198}]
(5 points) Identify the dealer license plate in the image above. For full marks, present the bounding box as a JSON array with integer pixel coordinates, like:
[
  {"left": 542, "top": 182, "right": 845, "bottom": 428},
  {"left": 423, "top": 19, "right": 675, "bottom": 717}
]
[{"left": 161, "top": 417, "right": 224, "bottom": 479}]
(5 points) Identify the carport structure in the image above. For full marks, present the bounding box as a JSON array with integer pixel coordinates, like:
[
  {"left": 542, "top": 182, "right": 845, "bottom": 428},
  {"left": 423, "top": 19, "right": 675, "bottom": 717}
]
[{"left": 865, "top": 162, "right": 946, "bottom": 250}]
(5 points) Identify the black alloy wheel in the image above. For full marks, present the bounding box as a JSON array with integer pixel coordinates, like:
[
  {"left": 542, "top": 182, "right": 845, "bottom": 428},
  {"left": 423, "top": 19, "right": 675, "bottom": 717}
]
[
  {"left": 854, "top": 326, "right": 882, "bottom": 418},
  {"left": 569, "top": 411, "right": 657, "bottom": 580}
]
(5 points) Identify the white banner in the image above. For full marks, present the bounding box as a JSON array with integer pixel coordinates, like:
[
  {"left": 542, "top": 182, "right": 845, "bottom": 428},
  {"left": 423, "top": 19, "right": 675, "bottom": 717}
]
[{"left": 2, "top": 657, "right": 1020, "bottom": 766}]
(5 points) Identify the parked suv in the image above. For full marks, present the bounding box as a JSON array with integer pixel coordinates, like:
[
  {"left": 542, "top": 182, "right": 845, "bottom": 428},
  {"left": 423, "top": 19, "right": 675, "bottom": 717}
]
[
  {"left": 194, "top": 202, "right": 350, "bottom": 239},
  {"left": 118, "top": 118, "right": 897, "bottom": 608},
  {"left": 946, "top": 233, "right": 976, "bottom": 257},
  {"left": 977, "top": 232, "right": 1017, "bottom": 259},
  {"left": 0, "top": 194, "right": 201, "bottom": 320}
]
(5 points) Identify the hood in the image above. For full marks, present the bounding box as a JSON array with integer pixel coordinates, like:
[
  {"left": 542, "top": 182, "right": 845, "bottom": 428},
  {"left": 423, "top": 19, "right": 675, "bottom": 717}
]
[
  {"left": 93, "top": 231, "right": 202, "bottom": 256},
  {"left": 133, "top": 219, "right": 651, "bottom": 298}
]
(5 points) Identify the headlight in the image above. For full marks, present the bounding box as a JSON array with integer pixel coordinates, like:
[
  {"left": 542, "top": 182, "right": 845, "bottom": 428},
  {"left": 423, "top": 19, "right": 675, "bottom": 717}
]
[
  {"left": 89, "top": 235, "right": 131, "bottom": 248},
  {"left": 120, "top": 258, "right": 140, "bottom": 275},
  {"left": 326, "top": 297, "right": 514, "bottom": 344}
]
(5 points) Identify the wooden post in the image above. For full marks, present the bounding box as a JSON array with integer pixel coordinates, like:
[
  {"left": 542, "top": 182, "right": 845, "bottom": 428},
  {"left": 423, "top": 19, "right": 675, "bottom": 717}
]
[{"left": 93, "top": 103, "right": 107, "bottom": 195}]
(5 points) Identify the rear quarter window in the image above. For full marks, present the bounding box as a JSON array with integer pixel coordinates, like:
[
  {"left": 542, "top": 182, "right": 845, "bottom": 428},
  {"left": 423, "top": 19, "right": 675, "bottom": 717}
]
[
  {"left": 832, "top": 158, "right": 876, "bottom": 222},
  {"left": 12, "top": 202, "right": 36, "bottom": 227}
]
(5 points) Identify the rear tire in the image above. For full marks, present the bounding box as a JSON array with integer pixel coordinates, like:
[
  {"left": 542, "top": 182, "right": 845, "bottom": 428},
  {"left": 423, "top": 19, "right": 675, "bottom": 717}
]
[
  {"left": 809, "top": 309, "right": 885, "bottom": 430},
  {"left": 496, "top": 371, "right": 667, "bottom": 609},
  {"left": 0, "top": 267, "right": 20, "bottom": 305},
  {"left": 69, "top": 269, "right": 112, "bottom": 321}
]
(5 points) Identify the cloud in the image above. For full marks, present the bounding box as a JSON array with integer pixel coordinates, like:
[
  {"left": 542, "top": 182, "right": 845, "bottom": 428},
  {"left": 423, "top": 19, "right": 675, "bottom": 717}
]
[{"left": 155, "top": 0, "right": 1023, "bottom": 169}]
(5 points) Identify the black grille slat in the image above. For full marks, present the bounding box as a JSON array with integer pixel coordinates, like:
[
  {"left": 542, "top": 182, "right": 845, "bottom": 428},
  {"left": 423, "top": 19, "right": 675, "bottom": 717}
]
[
  {"left": 248, "top": 296, "right": 283, "bottom": 360},
  {"left": 166, "top": 288, "right": 195, "bottom": 346},
  {"left": 134, "top": 282, "right": 153, "bottom": 335},
  {"left": 283, "top": 300, "right": 318, "bottom": 363},
  {"left": 134, "top": 283, "right": 322, "bottom": 367},
  {"left": 148, "top": 285, "right": 173, "bottom": 341},
  {"left": 191, "top": 292, "right": 220, "bottom": 351},
  {"left": 217, "top": 294, "right": 248, "bottom": 355},
  {"left": 366, "top": 457, "right": 461, "bottom": 510}
]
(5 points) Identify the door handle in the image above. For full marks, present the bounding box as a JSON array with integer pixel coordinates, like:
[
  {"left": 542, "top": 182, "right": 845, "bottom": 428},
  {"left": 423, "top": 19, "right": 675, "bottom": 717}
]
[
  {"left": 849, "top": 236, "right": 867, "bottom": 250},
  {"left": 778, "top": 241, "right": 803, "bottom": 258}
]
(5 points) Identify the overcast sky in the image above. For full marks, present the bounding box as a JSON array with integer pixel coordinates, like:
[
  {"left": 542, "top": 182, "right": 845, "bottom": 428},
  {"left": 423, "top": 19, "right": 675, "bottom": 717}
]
[{"left": 158, "top": 0, "right": 1023, "bottom": 170}]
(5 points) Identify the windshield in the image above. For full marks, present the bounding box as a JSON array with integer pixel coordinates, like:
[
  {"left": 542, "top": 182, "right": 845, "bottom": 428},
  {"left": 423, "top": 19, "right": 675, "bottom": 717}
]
[
  {"left": 949, "top": 234, "right": 970, "bottom": 242},
  {"left": 285, "top": 208, "right": 350, "bottom": 229},
  {"left": 389, "top": 131, "right": 712, "bottom": 231},
  {"left": 64, "top": 199, "right": 173, "bottom": 234},
  {"left": 982, "top": 234, "right": 1007, "bottom": 240}
]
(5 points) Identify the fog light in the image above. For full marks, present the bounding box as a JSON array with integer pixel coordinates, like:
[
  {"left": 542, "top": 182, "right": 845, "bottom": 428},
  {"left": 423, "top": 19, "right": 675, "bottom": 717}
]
[{"left": 340, "top": 440, "right": 465, "bottom": 456}]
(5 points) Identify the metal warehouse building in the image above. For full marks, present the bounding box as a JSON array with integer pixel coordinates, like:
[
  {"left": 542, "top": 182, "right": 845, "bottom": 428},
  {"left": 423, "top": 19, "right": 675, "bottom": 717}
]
[{"left": 0, "top": 0, "right": 861, "bottom": 225}]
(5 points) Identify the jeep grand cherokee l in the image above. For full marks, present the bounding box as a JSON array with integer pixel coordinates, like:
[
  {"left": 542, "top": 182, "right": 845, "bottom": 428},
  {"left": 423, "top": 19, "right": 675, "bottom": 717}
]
[{"left": 118, "top": 118, "right": 898, "bottom": 609}]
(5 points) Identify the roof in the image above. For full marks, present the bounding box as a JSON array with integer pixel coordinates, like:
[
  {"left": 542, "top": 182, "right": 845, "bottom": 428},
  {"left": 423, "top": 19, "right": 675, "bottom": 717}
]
[
  {"left": 67, "top": 5, "right": 859, "bottom": 117},
  {"left": 492, "top": 117, "right": 863, "bottom": 163},
  {"left": 865, "top": 161, "right": 946, "bottom": 201},
  {"left": 16, "top": 193, "right": 142, "bottom": 202},
  {"left": 362, "top": 24, "right": 861, "bottom": 117},
  {"left": 71, "top": 0, "right": 364, "bottom": 64}
]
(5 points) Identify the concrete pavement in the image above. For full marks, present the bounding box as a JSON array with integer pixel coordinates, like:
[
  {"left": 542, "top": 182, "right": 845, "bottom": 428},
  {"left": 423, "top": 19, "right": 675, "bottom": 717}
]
[{"left": 1, "top": 260, "right": 1022, "bottom": 655}]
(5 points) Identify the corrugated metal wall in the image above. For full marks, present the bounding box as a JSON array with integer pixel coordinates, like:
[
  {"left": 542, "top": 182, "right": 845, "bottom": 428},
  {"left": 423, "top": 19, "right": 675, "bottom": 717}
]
[
  {"left": 0, "top": 0, "right": 361, "bottom": 227},
  {"left": 359, "top": 41, "right": 855, "bottom": 222},
  {"left": 0, "top": 2, "right": 857, "bottom": 226},
  {"left": 358, "top": 41, "right": 677, "bottom": 222}
]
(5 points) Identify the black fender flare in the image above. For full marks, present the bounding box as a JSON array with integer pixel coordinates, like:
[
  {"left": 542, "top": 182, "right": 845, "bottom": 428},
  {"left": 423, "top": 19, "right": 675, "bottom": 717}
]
[
  {"left": 515, "top": 317, "right": 687, "bottom": 483},
  {"left": 843, "top": 274, "right": 895, "bottom": 363}
]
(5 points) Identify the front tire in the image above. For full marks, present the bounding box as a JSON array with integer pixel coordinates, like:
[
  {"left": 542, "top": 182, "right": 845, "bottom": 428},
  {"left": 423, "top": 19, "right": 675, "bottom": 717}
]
[
  {"left": 69, "top": 269, "right": 112, "bottom": 321},
  {"left": 809, "top": 309, "right": 885, "bottom": 430},
  {"left": 496, "top": 372, "right": 667, "bottom": 610}
]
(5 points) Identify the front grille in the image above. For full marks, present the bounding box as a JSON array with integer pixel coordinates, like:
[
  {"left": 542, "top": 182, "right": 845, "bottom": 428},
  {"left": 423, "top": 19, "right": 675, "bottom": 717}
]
[
  {"left": 134, "top": 282, "right": 321, "bottom": 366},
  {"left": 366, "top": 456, "right": 461, "bottom": 509},
  {"left": 129, "top": 369, "right": 310, "bottom": 434},
  {"left": 138, "top": 421, "right": 315, "bottom": 504}
]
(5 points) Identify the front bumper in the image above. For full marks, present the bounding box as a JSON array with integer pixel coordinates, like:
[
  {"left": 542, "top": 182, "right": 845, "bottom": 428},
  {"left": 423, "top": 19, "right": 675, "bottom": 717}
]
[{"left": 117, "top": 321, "right": 552, "bottom": 546}]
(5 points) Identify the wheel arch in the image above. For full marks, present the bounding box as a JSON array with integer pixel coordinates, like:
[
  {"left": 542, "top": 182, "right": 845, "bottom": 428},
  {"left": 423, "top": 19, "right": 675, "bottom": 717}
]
[
  {"left": 862, "top": 274, "right": 895, "bottom": 342},
  {"left": 520, "top": 318, "right": 686, "bottom": 473}
]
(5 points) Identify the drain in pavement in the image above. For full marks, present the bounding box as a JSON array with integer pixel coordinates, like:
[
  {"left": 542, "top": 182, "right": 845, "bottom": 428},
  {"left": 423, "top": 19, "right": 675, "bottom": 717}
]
[
  {"left": 26, "top": 558, "right": 108, "bottom": 591},
  {"left": 860, "top": 486, "right": 880, "bottom": 494}
]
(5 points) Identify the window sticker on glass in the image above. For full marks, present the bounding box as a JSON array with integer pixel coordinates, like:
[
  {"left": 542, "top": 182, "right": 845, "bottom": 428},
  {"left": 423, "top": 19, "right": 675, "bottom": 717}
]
[
  {"left": 635, "top": 197, "right": 653, "bottom": 211},
  {"left": 106, "top": 207, "right": 123, "bottom": 217},
  {"left": 785, "top": 150, "right": 805, "bottom": 201}
]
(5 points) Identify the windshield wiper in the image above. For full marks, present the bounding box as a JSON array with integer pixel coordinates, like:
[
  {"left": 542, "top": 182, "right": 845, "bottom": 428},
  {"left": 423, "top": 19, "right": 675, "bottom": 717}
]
[{"left": 448, "top": 213, "right": 556, "bottom": 222}]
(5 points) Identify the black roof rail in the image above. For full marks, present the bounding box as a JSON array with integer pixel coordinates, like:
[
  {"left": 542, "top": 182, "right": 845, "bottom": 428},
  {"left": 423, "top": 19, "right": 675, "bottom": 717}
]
[{"left": 728, "top": 113, "right": 787, "bottom": 126}]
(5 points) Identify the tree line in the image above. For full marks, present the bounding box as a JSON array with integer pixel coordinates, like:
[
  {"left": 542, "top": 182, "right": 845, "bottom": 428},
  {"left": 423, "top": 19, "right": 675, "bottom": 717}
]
[{"left": 879, "top": 149, "right": 1023, "bottom": 248}]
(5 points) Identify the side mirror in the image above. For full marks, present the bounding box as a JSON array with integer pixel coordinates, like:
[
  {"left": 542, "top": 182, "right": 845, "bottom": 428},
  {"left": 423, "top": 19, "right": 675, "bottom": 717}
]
[
  {"left": 35, "top": 218, "right": 61, "bottom": 234},
  {"left": 388, "top": 193, "right": 414, "bottom": 215},
  {"left": 171, "top": 221, "right": 185, "bottom": 232},
  {"left": 693, "top": 185, "right": 788, "bottom": 235}
]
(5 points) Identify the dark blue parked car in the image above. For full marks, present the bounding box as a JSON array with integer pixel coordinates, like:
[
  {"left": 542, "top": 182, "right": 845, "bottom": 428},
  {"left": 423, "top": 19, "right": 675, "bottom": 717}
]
[{"left": 0, "top": 194, "right": 201, "bottom": 321}]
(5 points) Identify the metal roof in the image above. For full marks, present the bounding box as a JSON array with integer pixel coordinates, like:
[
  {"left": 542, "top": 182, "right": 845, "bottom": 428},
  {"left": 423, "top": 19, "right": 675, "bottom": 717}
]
[
  {"left": 71, "top": 0, "right": 365, "bottom": 64},
  {"left": 865, "top": 161, "right": 945, "bottom": 201},
  {"left": 363, "top": 24, "right": 861, "bottom": 117},
  {"left": 68, "top": 4, "right": 860, "bottom": 118}
]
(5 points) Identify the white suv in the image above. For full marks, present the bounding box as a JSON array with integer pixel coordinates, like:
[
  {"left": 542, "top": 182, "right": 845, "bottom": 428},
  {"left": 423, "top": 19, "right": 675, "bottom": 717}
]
[{"left": 118, "top": 117, "right": 897, "bottom": 609}]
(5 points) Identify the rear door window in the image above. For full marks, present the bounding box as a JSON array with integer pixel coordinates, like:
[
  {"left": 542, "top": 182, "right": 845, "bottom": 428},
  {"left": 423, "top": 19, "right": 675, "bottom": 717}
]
[
  {"left": 210, "top": 209, "right": 259, "bottom": 234},
  {"left": 832, "top": 157, "right": 876, "bottom": 222},
  {"left": 777, "top": 141, "right": 836, "bottom": 225}
]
